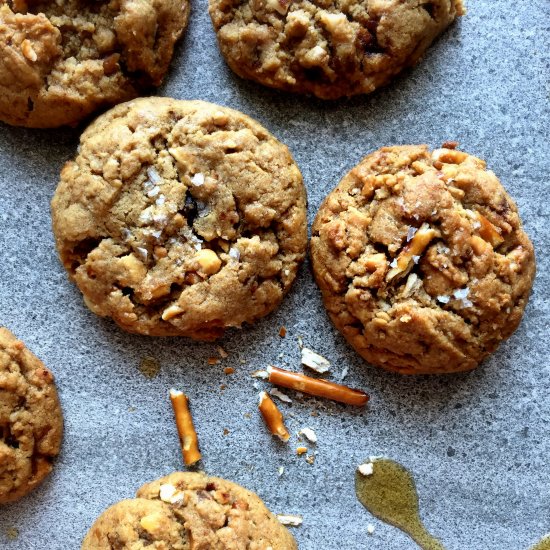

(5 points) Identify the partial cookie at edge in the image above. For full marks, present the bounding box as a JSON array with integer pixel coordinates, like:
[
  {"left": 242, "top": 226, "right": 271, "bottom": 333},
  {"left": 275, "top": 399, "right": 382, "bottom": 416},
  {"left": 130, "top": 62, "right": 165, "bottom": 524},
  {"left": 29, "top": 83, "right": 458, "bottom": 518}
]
[
  {"left": 209, "top": 0, "right": 465, "bottom": 99},
  {"left": 0, "top": 327, "right": 63, "bottom": 504},
  {"left": 81, "top": 472, "right": 298, "bottom": 549},
  {"left": 0, "top": 0, "right": 189, "bottom": 127}
]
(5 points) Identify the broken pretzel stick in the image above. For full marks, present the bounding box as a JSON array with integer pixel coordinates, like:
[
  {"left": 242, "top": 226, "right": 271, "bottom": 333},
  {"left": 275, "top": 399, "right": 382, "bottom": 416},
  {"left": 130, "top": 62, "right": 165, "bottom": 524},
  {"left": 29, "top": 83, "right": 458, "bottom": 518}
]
[
  {"left": 265, "top": 366, "right": 369, "bottom": 407},
  {"left": 387, "top": 223, "right": 438, "bottom": 281},
  {"left": 170, "top": 389, "right": 202, "bottom": 466},
  {"left": 258, "top": 391, "right": 290, "bottom": 442},
  {"left": 475, "top": 211, "right": 504, "bottom": 247}
]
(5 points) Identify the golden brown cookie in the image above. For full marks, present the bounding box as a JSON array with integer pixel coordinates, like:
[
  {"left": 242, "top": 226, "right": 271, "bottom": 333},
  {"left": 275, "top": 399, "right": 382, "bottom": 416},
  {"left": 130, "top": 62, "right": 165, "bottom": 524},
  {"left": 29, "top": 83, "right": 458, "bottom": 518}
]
[
  {"left": 311, "top": 145, "right": 535, "bottom": 374},
  {"left": 209, "top": 0, "right": 465, "bottom": 99},
  {"left": 82, "top": 472, "right": 298, "bottom": 549},
  {"left": 0, "top": 327, "right": 63, "bottom": 504},
  {"left": 51, "top": 97, "right": 307, "bottom": 340},
  {"left": 0, "top": 0, "right": 189, "bottom": 128}
]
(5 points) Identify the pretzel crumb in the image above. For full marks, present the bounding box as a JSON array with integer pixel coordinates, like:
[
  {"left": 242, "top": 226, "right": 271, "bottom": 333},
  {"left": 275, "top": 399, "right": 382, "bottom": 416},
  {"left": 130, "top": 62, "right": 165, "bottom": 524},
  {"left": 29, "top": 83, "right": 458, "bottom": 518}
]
[
  {"left": 258, "top": 391, "right": 290, "bottom": 442},
  {"left": 21, "top": 39, "right": 37, "bottom": 62},
  {"left": 277, "top": 514, "right": 303, "bottom": 527},
  {"left": 169, "top": 389, "right": 201, "bottom": 466},
  {"left": 251, "top": 369, "right": 269, "bottom": 379},
  {"left": 387, "top": 223, "right": 438, "bottom": 281},
  {"left": 301, "top": 347, "right": 331, "bottom": 373},
  {"left": 299, "top": 427, "right": 317, "bottom": 443},
  {"left": 208, "top": 357, "right": 220, "bottom": 365},
  {"left": 224, "top": 367, "right": 235, "bottom": 375},
  {"left": 279, "top": 326, "right": 287, "bottom": 337},
  {"left": 217, "top": 346, "right": 228, "bottom": 358},
  {"left": 270, "top": 388, "right": 292, "bottom": 403},
  {"left": 266, "top": 366, "right": 369, "bottom": 406}
]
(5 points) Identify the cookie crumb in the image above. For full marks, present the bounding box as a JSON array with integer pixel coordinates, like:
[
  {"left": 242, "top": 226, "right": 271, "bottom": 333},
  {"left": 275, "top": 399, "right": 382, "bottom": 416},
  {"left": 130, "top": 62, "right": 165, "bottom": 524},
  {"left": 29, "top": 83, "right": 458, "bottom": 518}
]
[
  {"left": 6, "top": 527, "right": 18, "bottom": 540},
  {"left": 224, "top": 367, "right": 235, "bottom": 375},
  {"left": 279, "top": 326, "right": 287, "bottom": 337},
  {"left": 305, "top": 454, "right": 315, "bottom": 465},
  {"left": 217, "top": 346, "right": 228, "bottom": 358},
  {"left": 139, "top": 356, "right": 160, "bottom": 379},
  {"left": 208, "top": 357, "right": 220, "bottom": 365},
  {"left": 296, "top": 446, "right": 308, "bottom": 455},
  {"left": 441, "top": 141, "right": 459, "bottom": 150}
]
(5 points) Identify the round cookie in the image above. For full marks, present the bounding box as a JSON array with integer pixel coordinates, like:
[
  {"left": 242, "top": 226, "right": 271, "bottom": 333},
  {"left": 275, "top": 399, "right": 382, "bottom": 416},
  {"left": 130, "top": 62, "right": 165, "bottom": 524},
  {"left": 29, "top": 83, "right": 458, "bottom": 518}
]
[
  {"left": 82, "top": 472, "right": 298, "bottom": 549},
  {"left": 51, "top": 97, "right": 307, "bottom": 340},
  {"left": 209, "top": 0, "right": 465, "bottom": 100},
  {"left": 0, "top": 0, "right": 189, "bottom": 128},
  {"left": 0, "top": 327, "right": 63, "bottom": 503},
  {"left": 311, "top": 145, "right": 535, "bottom": 374}
]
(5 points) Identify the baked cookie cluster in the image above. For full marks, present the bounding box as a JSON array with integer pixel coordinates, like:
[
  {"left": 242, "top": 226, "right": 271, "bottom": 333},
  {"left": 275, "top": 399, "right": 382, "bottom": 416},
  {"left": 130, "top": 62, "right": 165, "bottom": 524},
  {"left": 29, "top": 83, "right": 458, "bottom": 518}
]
[{"left": 0, "top": 1, "right": 541, "bottom": 548}]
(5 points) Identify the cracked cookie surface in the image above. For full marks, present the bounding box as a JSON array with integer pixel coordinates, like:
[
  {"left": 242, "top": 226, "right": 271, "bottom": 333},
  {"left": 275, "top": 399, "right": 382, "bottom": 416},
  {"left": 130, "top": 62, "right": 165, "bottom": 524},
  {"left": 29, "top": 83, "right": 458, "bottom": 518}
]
[
  {"left": 209, "top": 0, "right": 465, "bottom": 99},
  {"left": 51, "top": 97, "right": 307, "bottom": 340},
  {"left": 82, "top": 472, "right": 298, "bottom": 550},
  {"left": 311, "top": 145, "right": 535, "bottom": 374},
  {"left": 0, "top": 327, "right": 63, "bottom": 504},
  {"left": 0, "top": 0, "right": 189, "bottom": 127}
]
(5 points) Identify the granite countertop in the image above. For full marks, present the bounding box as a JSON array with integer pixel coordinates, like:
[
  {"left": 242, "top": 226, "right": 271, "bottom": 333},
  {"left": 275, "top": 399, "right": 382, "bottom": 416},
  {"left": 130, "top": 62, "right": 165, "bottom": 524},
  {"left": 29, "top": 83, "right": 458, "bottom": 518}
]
[{"left": 0, "top": 1, "right": 548, "bottom": 549}]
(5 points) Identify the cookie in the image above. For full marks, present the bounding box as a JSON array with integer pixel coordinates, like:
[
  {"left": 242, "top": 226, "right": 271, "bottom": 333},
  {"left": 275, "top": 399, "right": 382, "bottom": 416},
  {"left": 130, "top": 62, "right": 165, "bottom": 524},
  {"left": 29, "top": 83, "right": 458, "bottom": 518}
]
[
  {"left": 311, "top": 145, "right": 535, "bottom": 374},
  {"left": 209, "top": 0, "right": 465, "bottom": 100},
  {"left": 82, "top": 472, "right": 298, "bottom": 549},
  {"left": 0, "top": 0, "right": 189, "bottom": 128},
  {"left": 51, "top": 97, "right": 307, "bottom": 340},
  {"left": 0, "top": 327, "right": 63, "bottom": 504}
]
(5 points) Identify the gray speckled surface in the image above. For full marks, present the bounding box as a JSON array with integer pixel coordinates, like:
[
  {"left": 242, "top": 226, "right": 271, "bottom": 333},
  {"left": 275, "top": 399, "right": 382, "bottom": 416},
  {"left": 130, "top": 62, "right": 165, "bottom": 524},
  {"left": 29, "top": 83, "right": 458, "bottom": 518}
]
[{"left": 0, "top": 1, "right": 549, "bottom": 549}]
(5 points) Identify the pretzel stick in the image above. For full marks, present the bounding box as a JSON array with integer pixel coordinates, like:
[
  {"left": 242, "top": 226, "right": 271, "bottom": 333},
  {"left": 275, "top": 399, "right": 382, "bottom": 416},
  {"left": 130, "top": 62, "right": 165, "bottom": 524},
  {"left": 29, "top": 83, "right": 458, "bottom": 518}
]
[
  {"left": 475, "top": 212, "right": 504, "bottom": 247},
  {"left": 258, "top": 391, "right": 290, "bottom": 441},
  {"left": 169, "top": 389, "right": 201, "bottom": 465},
  {"left": 266, "top": 366, "right": 369, "bottom": 407}
]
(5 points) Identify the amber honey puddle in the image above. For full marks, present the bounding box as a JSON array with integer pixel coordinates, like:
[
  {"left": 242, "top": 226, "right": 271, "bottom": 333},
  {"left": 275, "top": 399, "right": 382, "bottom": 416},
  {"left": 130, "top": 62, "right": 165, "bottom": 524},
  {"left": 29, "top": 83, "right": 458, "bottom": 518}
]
[
  {"left": 355, "top": 458, "right": 445, "bottom": 549},
  {"left": 356, "top": 457, "right": 550, "bottom": 550}
]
